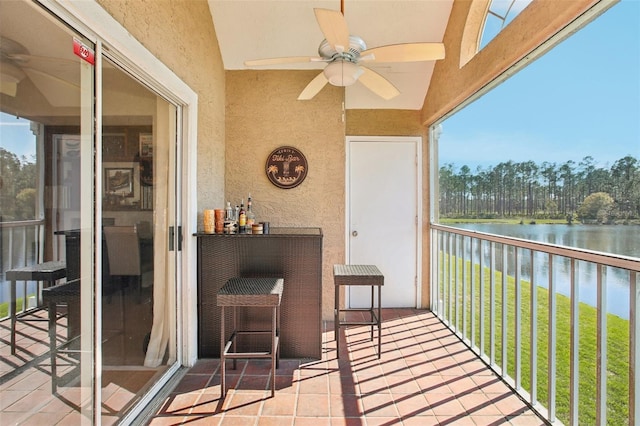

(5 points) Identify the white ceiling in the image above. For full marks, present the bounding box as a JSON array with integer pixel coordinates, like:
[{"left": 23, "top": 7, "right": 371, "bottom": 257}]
[{"left": 208, "top": 1, "right": 453, "bottom": 110}]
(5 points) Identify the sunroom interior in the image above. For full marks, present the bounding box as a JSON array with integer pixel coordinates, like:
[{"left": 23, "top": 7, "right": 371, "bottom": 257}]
[{"left": 1, "top": 0, "right": 638, "bottom": 425}]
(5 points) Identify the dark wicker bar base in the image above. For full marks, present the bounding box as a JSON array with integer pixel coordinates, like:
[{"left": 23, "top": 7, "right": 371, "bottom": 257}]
[{"left": 196, "top": 228, "right": 322, "bottom": 359}]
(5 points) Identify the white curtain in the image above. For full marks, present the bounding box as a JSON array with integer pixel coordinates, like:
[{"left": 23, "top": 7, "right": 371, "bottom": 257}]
[{"left": 144, "top": 102, "right": 176, "bottom": 367}]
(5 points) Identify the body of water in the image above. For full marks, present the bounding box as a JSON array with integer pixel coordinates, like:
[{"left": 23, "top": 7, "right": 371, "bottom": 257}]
[{"left": 451, "top": 223, "right": 640, "bottom": 319}]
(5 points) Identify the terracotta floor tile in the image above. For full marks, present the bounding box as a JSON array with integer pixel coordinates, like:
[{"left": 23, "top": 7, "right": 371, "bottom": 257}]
[
  {"left": 0, "top": 390, "right": 30, "bottom": 411},
  {"left": 297, "top": 374, "right": 329, "bottom": 394},
  {"left": 508, "top": 413, "right": 548, "bottom": 425},
  {"left": 385, "top": 374, "right": 421, "bottom": 395},
  {"left": 158, "top": 393, "right": 199, "bottom": 415},
  {"left": 401, "top": 415, "right": 441, "bottom": 425},
  {"left": 457, "top": 392, "right": 503, "bottom": 416},
  {"left": 330, "top": 418, "right": 366, "bottom": 426},
  {"left": 187, "top": 393, "right": 224, "bottom": 416},
  {"left": 424, "top": 393, "right": 467, "bottom": 416},
  {"left": 329, "top": 393, "right": 363, "bottom": 417},
  {"left": 195, "top": 415, "right": 247, "bottom": 425},
  {"left": 236, "top": 374, "right": 269, "bottom": 393},
  {"left": 393, "top": 393, "right": 431, "bottom": 418},
  {"left": 256, "top": 416, "right": 295, "bottom": 426},
  {"left": 363, "top": 417, "right": 402, "bottom": 425},
  {"left": 446, "top": 375, "right": 480, "bottom": 394},
  {"left": 261, "top": 393, "right": 297, "bottom": 416},
  {"left": 493, "top": 394, "right": 531, "bottom": 416},
  {"left": 296, "top": 393, "right": 330, "bottom": 417},
  {"left": 293, "top": 418, "right": 331, "bottom": 426},
  {"left": 360, "top": 393, "right": 399, "bottom": 417},
  {"left": 328, "top": 375, "right": 357, "bottom": 395},
  {"left": 435, "top": 414, "right": 477, "bottom": 425}
]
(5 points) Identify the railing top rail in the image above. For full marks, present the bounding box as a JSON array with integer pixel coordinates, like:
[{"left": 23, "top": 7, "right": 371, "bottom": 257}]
[
  {"left": 0, "top": 219, "right": 45, "bottom": 229},
  {"left": 431, "top": 223, "right": 640, "bottom": 272}
]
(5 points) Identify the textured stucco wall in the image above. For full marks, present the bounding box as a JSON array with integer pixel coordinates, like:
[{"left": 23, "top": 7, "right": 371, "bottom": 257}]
[
  {"left": 97, "top": 0, "right": 226, "bottom": 212},
  {"left": 225, "top": 70, "right": 346, "bottom": 320}
]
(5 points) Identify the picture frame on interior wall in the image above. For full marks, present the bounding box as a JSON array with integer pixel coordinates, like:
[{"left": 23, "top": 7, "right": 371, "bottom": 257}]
[
  {"left": 140, "top": 133, "right": 153, "bottom": 157},
  {"left": 105, "top": 167, "right": 134, "bottom": 197}
]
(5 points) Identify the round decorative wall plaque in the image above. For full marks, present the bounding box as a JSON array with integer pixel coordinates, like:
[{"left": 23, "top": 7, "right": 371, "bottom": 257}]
[{"left": 265, "top": 146, "right": 308, "bottom": 189}]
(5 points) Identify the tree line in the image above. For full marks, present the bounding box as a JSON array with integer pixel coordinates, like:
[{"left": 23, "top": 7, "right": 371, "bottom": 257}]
[
  {"left": 0, "top": 148, "right": 36, "bottom": 221},
  {"left": 439, "top": 155, "right": 640, "bottom": 222}
]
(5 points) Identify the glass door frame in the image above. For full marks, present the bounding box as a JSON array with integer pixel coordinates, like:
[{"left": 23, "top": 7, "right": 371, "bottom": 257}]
[{"left": 38, "top": 1, "right": 200, "bottom": 423}]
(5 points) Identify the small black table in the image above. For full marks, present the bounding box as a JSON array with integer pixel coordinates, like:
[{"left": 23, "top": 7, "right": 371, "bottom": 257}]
[
  {"left": 7, "top": 260, "right": 67, "bottom": 355},
  {"left": 334, "top": 264, "right": 384, "bottom": 359}
]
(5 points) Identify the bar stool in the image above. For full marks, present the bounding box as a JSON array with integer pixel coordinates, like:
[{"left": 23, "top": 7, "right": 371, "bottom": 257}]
[
  {"left": 217, "top": 277, "right": 284, "bottom": 398},
  {"left": 334, "top": 264, "right": 384, "bottom": 358},
  {"left": 7, "top": 260, "right": 67, "bottom": 355}
]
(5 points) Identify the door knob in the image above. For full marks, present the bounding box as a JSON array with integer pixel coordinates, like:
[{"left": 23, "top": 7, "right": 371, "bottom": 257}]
[{"left": 352, "top": 230, "right": 358, "bottom": 237}]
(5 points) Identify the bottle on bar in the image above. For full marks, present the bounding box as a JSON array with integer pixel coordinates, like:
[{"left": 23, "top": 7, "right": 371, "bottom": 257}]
[
  {"left": 238, "top": 199, "right": 246, "bottom": 233},
  {"left": 246, "top": 195, "right": 256, "bottom": 231}
]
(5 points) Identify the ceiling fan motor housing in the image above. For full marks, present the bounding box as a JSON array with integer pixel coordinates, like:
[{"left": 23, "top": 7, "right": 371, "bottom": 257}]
[
  {"left": 318, "top": 35, "right": 366, "bottom": 61},
  {"left": 319, "top": 35, "right": 366, "bottom": 86}
]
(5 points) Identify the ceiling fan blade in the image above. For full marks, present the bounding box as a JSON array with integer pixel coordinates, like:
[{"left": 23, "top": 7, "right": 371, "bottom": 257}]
[
  {"left": 298, "top": 72, "right": 329, "bottom": 100},
  {"left": 358, "top": 67, "right": 400, "bottom": 100},
  {"left": 314, "top": 8, "right": 350, "bottom": 53},
  {"left": 245, "top": 56, "right": 322, "bottom": 67},
  {"left": 361, "top": 42, "right": 445, "bottom": 63}
]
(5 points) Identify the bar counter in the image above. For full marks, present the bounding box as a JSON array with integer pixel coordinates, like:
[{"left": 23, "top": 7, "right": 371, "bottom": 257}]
[{"left": 196, "top": 227, "right": 322, "bottom": 359}]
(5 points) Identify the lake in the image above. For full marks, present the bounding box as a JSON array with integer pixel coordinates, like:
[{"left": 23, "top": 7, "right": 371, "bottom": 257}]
[{"left": 451, "top": 223, "right": 640, "bottom": 319}]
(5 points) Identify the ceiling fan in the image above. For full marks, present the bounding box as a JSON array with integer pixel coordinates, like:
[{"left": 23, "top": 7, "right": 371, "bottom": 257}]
[
  {"left": 0, "top": 36, "right": 80, "bottom": 106},
  {"left": 244, "top": 3, "right": 445, "bottom": 101}
]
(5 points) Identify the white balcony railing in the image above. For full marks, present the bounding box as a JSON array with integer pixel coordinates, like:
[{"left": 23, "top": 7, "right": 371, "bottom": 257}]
[
  {"left": 430, "top": 223, "right": 640, "bottom": 426},
  {"left": 0, "top": 219, "right": 45, "bottom": 320}
]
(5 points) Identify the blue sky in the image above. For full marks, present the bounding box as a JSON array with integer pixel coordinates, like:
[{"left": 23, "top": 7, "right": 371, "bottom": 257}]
[
  {"left": 439, "top": 0, "right": 640, "bottom": 171},
  {"left": 0, "top": 113, "right": 35, "bottom": 161}
]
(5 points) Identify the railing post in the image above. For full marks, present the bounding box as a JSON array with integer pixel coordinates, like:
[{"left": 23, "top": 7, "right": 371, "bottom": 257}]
[
  {"left": 479, "top": 239, "right": 485, "bottom": 357},
  {"left": 502, "top": 244, "right": 508, "bottom": 376},
  {"left": 570, "top": 258, "right": 579, "bottom": 425},
  {"left": 515, "top": 247, "right": 521, "bottom": 390},
  {"left": 490, "top": 241, "right": 496, "bottom": 366},
  {"left": 468, "top": 236, "right": 473, "bottom": 346},
  {"left": 548, "top": 253, "right": 556, "bottom": 423},
  {"left": 596, "top": 265, "right": 607, "bottom": 425},
  {"left": 529, "top": 249, "right": 537, "bottom": 406},
  {"left": 631, "top": 271, "right": 639, "bottom": 426},
  {"left": 455, "top": 234, "right": 460, "bottom": 333}
]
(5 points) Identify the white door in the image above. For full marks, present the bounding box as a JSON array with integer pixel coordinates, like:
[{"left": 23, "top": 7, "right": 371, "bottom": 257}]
[{"left": 347, "top": 136, "right": 421, "bottom": 308}]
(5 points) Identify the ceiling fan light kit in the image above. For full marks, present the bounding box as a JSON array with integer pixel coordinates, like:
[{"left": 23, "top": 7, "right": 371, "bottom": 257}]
[
  {"left": 0, "top": 60, "right": 26, "bottom": 97},
  {"left": 324, "top": 60, "right": 362, "bottom": 86},
  {"left": 244, "top": 7, "right": 445, "bottom": 101}
]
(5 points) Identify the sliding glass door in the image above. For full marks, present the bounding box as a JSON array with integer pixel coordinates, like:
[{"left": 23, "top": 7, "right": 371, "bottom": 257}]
[
  {"left": 100, "top": 58, "right": 178, "bottom": 424},
  {"left": 1, "top": 0, "right": 96, "bottom": 423},
  {"left": 0, "top": 2, "right": 180, "bottom": 424}
]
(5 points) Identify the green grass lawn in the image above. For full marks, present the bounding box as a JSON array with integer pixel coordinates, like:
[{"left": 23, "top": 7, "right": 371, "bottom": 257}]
[
  {"left": 438, "top": 255, "right": 629, "bottom": 425},
  {"left": 0, "top": 297, "right": 27, "bottom": 318}
]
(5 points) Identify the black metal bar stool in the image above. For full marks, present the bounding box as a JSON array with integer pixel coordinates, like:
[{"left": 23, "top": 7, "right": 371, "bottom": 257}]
[
  {"left": 7, "top": 260, "right": 67, "bottom": 355},
  {"left": 334, "top": 264, "right": 384, "bottom": 359},
  {"left": 217, "top": 277, "right": 284, "bottom": 398}
]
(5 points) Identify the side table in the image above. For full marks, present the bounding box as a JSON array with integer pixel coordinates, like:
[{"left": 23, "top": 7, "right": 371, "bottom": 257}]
[
  {"left": 7, "top": 260, "right": 67, "bottom": 355},
  {"left": 333, "top": 264, "right": 384, "bottom": 359}
]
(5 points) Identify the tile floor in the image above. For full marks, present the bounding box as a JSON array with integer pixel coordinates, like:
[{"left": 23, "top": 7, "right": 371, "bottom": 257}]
[
  {"left": 148, "top": 309, "right": 547, "bottom": 425},
  {"left": 0, "top": 293, "right": 162, "bottom": 425}
]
